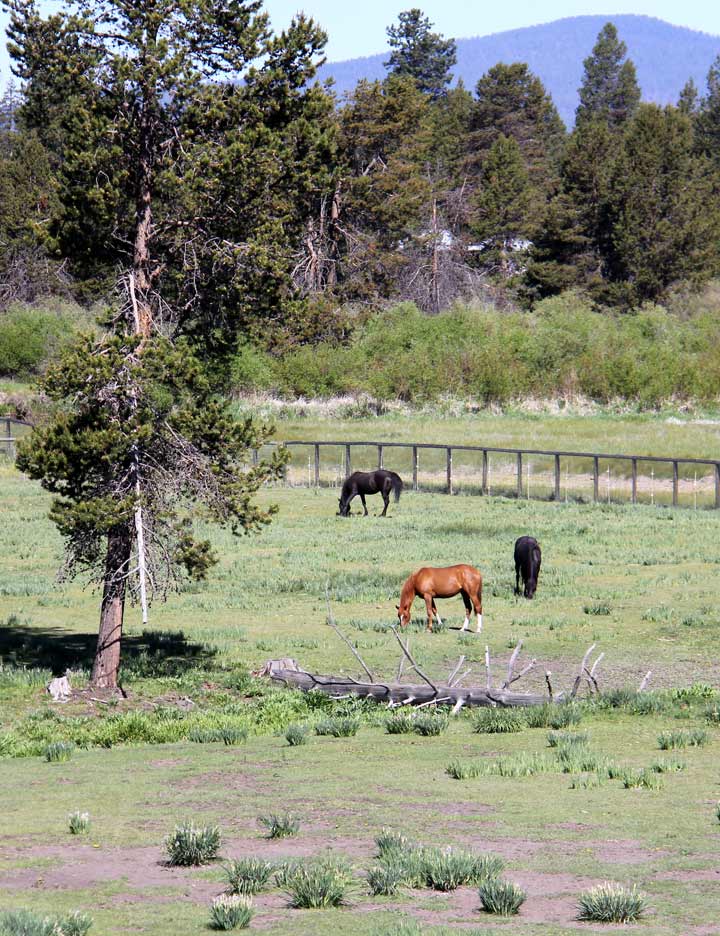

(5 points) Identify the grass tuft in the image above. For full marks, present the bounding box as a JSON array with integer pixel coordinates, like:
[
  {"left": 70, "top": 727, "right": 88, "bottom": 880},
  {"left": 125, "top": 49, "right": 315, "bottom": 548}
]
[
  {"left": 165, "top": 821, "right": 221, "bottom": 866},
  {"left": 577, "top": 883, "right": 647, "bottom": 922},
  {"left": 223, "top": 858, "right": 275, "bottom": 895},
  {"left": 472, "top": 708, "right": 527, "bottom": 734},
  {"left": 315, "top": 717, "right": 359, "bottom": 737},
  {"left": 478, "top": 878, "right": 527, "bottom": 915},
  {"left": 285, "top": 723, "right": 309, "bottom": 746},
  {"left": 412, "top": 712, "right": 449, "bottom": 736},
  {"left": 44, "top": 741, "right": 74, "bottom": 762},
  {"left": 658, "top": 728, "right": 708, "bottom": 749},
  {"left": 209, "top": 894, "right": 253, "bottom": 930},
  {"left": 384, "top": 712, "right": 415, "bottom": 734},
  {"left": 0, "top": 909, "right": 93, "bottom": 936},
  {"left": 258, "top": 813, "right": 300, "bottom": 839},
  {"left": 284, "top": 856, "right": 353, "bottom": 908},
  {"left": 68, "top": 811, "right": 90, "bottom": 835},
  {"left": 367, "top": 864, "right": 405, "bottom": 895}
]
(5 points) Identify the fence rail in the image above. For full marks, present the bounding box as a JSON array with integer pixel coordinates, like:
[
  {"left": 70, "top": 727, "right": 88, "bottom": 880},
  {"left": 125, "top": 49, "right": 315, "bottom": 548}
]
[
  {"left": 268, "top": 440, "right": 720, "bottom": 510},
  {"left": 4, "top": 419, "right": 719, "bottom": 509}
]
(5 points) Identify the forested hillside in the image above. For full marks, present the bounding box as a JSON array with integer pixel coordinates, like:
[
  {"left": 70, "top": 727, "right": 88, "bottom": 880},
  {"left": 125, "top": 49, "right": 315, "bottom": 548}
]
[
  {"left": 320, "top": 15, "right": 720, "bottom": 127},
  {"left": 1, "top": 5, "right": 720, "bottom": 410}
]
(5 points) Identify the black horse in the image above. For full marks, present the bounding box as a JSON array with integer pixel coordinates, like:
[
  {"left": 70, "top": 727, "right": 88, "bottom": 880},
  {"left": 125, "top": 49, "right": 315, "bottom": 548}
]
[
  {"left": 514, "top": 536, "right": 541, "bottom": 599},
  {"left": 338, "top": 469, "right": 403, "bottom": 517}
]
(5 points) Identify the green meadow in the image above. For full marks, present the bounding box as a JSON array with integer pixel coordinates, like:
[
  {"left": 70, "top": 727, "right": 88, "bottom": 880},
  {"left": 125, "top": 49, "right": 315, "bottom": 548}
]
[{"left": 1, "top": 407, "right": 720, "bottom": 934}]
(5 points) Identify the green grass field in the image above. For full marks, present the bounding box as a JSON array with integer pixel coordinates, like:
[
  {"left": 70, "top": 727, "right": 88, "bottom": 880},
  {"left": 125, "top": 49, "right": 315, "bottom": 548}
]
[{"left": 2, "top": 407, "right": 720, "bottom": 934}]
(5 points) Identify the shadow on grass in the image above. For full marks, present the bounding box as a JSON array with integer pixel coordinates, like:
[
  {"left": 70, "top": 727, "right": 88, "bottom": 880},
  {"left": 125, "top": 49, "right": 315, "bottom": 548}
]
[{"left": 0, "top": 622, "right": 216, "bottom": 676}]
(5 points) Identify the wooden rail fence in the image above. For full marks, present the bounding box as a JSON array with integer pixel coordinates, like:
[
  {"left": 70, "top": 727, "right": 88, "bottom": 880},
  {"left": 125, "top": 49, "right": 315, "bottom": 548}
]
[
  {"left": 4, "top": 420, "right": 719, "bottom": 509},
  {"left": 269, "top": 440, "right": 720, "bottom": 510}
]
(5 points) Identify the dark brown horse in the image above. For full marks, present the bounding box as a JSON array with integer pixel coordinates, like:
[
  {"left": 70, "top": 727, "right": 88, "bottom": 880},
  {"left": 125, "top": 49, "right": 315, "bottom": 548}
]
[
  {"left": 514, "top": 536, "right": 541, "bottom": 599},
  {"left": 338, "top": 469, "right": 403, "bottom": 517},
  {"left": 396, "top": 564, "right": 483, "bottom": 632}
]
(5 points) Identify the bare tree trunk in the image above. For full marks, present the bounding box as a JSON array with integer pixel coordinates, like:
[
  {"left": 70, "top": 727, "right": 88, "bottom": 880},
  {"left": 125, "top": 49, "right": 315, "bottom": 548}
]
[
  {"left": 132, "top": 85, "right": 156, "bottom": 338},
  {"left": 91, "top": 528, "right": 132, "bottom": 688}
]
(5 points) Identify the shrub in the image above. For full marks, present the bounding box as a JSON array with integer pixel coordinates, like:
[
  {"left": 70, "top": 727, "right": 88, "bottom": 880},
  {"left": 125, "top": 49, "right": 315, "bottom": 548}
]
[
  {"left": 165, "top": 821, "right": 221, "bottom": 866},
  {"left": 524, "top": 704, "right": 556, "bottom": 728},
  {"left": 57, "top": 914, "right": 93, "bottom": 936},
  {"left": 548, "top": 704, "right": 583, "bottom": 729},
  {"left": 385, "top": 712, "right": 415, "bottom": 734},
  {"left": 0, "top": 303, "right": 86, "bottom": 379},
  {"left": 371, "top": 921, "right": 422, "bottom": 936},
  {"left": 284, "top": 857, "right": 353, "bottom": 908},
  {"left": 658, "top": 729, "right": 708, "bottom": 749},
  {"left": 209, "top": 894, "right": 253, "bottom": 930},
  {"left": 493, "top": 753, "right": 551, "bottom": 777},
  {"left": 188, "top": 726, "right": 248, "bottom": 745},
  {"left": 569, "top": 773, "right": 606, "bottom": 789},
  {"left": 554, "top": 744, "right": 607, "bottom": 774},
  {"left": 413, "top": 712, "right": 449, "bottom": 736},
  {"left": 583, "top": 603, "right": 611, "bottom": 615},
  {"left": 446, "top": 759, "right": 483, "bottom": 780},
  {"left": 258, "top": 813, "right": 300, "bottom": 839},
  {"left": 272, "top": 859, "right": 302, "bottom": 889},
  {"left": 375, "top": 829, "right": 414, "bottom": 857},
  {"left": 68, "top": 811, "right": 90, "bottom": 835},
  {"left": 285, "top": 723, "right": 308, "bottom": 746},
  {"left": 367, "top": 864, "right": 404, "bottom": 896},
  {"left": 478, "top": 878, "right": 526, "bottom": 915},
  {"left": 472, "top": 708, "right": 527, "bottom": 734},
  {"left": 223, "top": 858, "right": 275, "bottom": 895},
  {"left": 421, "top": 848, "right": 478, "bottom": 891},
  {"left": 577, "top": 883, "right": 647, "bottom": 922},
  {"left": 671, "top": 682, "right": 717, "bottom": 703},
  {"left": 314, "top": 717, "right": 359, "bottom": 737},
  {"left": 44, "top": 741, "right": 74, "bottom": 762}
]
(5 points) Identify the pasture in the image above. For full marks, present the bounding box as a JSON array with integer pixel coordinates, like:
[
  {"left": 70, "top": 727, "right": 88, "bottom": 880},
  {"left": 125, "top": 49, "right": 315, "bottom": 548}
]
[{"left": 2, "top": 430, "right": 720, "bottom": 934}]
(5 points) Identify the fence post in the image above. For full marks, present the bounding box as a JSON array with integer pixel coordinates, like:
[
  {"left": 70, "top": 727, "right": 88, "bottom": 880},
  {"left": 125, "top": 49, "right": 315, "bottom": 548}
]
[
  {"left": 344, "top": 444, "right": 351, "bottom": 478},
  {"left": 252, "top": 448, "right": 259, "bottom": 466},
  {"left": 631, "top": 459, "right": 637, "bottom": 505},
  {"left": 377, "top": 444, "right": 383, "bottom": 469},
  {"left": 412, "top": 446, "right": 418, "bottom": 491},
  {"left": 672, "top": 461, "right": 679, "bottom": 507},
  {"left": 554, "top": 453, "right": 560, "bottom": 501},
  {"left": 482, "top": 450, "right": 488, "bottom": 495},
  {"left": 446, "top": 447, "right": 453, "bottom": 495},
  {"left": 593, "top": 457, "right": 599, "bottom": 502},
  {"left": 314, "top": 444, "right": 320, "bottom": 488},
  {"left": 516, "top": 452, "right": 523, "bottom": 499}
]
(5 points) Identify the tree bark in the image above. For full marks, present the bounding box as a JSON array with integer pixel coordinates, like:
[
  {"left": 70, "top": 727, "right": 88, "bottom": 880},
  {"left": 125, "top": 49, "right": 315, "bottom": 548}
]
[{"left": 91, "top": 528, "right": 132, "bottom": 688}]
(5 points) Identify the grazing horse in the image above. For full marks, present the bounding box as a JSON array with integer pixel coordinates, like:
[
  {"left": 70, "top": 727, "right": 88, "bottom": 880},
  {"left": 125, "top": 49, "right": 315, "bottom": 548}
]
[
  {"left": 338, "top": 469, "right": 403, "bottom": 517},
  {"left": 396, "top": 564, "right": 483, "bottom": 633},
  {"left": 514, "top": 536, "right": 541, "bottom": 599}
]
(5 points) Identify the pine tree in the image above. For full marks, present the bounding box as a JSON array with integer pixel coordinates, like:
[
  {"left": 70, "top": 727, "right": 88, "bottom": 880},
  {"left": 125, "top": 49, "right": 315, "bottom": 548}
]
[
  {"left": 602, "top": 104, "right": 720, "bottom": 305},
  {"left": 697, "top": 55, "right": 720, "bottom": 164},
  {"left": 385, "top": 8, "right": 457, "bottom": 99},
  {"left": 678, "top": 78, "right": 699, "bottom": 117},
  {"left": 575, "top": 22, "right": 641, "bottom": 130},
  {"left": 470, "top": 134, "right": 533, "bottom": 277}
]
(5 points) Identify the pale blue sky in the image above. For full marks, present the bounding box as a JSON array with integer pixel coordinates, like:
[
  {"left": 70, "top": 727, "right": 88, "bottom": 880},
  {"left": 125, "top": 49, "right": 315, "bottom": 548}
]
[{"left": 2, "top": 0, "right": 719, "bottom": 84}]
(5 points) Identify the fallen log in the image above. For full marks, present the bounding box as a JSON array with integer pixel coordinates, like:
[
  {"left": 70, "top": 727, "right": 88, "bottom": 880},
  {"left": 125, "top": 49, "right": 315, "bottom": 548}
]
[{"left": 267, "top": 664, "right": 549, "bottom": 709}]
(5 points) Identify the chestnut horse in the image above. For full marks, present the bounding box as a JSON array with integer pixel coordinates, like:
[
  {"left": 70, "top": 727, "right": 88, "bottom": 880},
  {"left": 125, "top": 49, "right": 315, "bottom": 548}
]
[{"left": 396, "top": 564, "right": 483, "bottom": 633}]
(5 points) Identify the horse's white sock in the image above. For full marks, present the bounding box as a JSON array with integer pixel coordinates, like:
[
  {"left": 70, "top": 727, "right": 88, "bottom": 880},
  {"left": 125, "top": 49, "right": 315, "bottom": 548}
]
[
  {"left": 461, "top": 617, "right": 469, "bottom": 631},
  {"left": 476, "top": 614, "right": 483, "bottom": 633},
  {"left": 435, "top": 611, "right": 443, "bottom": 626}
]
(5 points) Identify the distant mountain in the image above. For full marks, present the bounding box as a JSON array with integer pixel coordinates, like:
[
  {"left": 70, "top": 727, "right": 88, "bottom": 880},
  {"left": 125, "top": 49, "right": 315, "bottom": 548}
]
[{"left": 317, "top": 15, "right": 720, "bottom": 127}]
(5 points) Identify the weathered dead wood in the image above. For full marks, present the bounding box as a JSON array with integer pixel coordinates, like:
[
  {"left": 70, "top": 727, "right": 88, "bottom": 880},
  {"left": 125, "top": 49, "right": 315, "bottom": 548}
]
[
  {"left": 325, "top": 589, "right": 375, "bottom": 683},
  {"left": 268, "top": 666, "right": 550, "bottom": 708},
  {"left": 639, "top": 670, "right": 652, "bottom": 691},
  {"left": 47, "top": 675, "right": 71, "bottom": 702},
  {"left": 391, "top": 627, "right": 437, "bottom": 691}
]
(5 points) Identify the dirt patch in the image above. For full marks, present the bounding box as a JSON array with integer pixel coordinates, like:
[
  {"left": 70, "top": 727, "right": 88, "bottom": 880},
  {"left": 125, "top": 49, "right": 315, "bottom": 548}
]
[
  {"left": 593, "top": 839, "right": 666, "bottom": 864},
  {"left": 656, "top": 869, "right": 720, "bottom": 883}
]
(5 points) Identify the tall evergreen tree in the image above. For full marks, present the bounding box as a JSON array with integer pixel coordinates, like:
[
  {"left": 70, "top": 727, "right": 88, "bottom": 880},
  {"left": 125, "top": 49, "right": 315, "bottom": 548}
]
[
  {"left": 575, "top": 22, "right": 641, "bottom": 130},
  {"left": 678, "top": 78, "right": 700, "bottom": 117},
  {"left": 384, "top": 8, "right": 456, "bottom": 99},
  {"left": 470, "top": 134, "right": 533, "bottom": 277},
  {"left": 602, "top": 104, "right": 720, "bottom": 305},
  {"left": 697, "top": 55, "right": 720, "bottom": 164}
]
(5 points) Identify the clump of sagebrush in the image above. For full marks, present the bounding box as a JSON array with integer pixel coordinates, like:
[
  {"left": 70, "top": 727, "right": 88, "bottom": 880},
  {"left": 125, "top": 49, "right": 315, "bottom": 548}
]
[
  {"left": 422, "top": 848, "right": 503, "bottom": 891},
  {"left": 44, "top": 741, "right": 74, "bottom": 762},
  {"left": 314, "top": 717, "right": 359, "bottom": 737},
  {"left": 385, "top": 712, "right": 415, "bottom": 734},
  {"left": 209, "top": 894, "right": 253, "bottom": 930},
  {"left": 273, "top": 859, "right": 302, "bottom": 889},
  {"left": 478, "top": 878, "right": 527, "bottom": 915},
  {"left": 165, "top": 821, "right": 221, "bottom": 866},
  {"left": 258, "top": 813, "right": 300, "bottom": 839},
  {"left": 412, "top": 712, "right": 449, "bottom": 736},
  {"left": 284, "top": 857, "right": 353, "bottom": 908},
  {"left": 376, "top": 829, "right": 414, "bottom": 857},
  {"left": 548, "top": 704, "right": 583, "bottom": 729},
  {"left": 367, "top": 863, "right": 404, "bottom": 895},
  {"left": 658, "top": 728, "right": 708, "bottom": 749},
  {"left": 68, "top": 811, "right": 90, "bottom": 835},
  {"left": 223, "top": 858, "right": 275, "bottom": 895},
  {"left": 285, "top": 723, "right": 308, "bottom": 746},
  {"left": 0, "top": 909, "right": 93, "bottom": 935},
  {"left": 577, "top": 883, "right": 647, "bottom": 922},
  {"left": 473, "top": 708, "right": 527, "bottom": 734}
]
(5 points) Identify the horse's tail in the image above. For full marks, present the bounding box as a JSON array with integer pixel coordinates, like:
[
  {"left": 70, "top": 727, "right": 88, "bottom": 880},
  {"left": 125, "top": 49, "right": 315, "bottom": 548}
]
[{"left": 390, "top": 472, "right": 403, "bottom": 503}]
